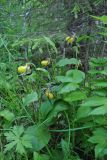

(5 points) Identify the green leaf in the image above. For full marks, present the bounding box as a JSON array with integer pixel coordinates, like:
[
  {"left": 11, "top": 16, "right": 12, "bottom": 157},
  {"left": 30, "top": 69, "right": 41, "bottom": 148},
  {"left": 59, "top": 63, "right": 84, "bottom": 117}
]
[
  {"left": 56, "top": 76, "right": 74, "bottom": 83},
  {"left": 0, "top": 110, "right": 15, "bottom": 121},
  {"left": 21, "top": 134, "right": 32, "bottom": 149},
  {"left": 64, "top": 91, "right": 87, "bottom": 102},
  {"left": 4, "top": 141, "right": 17, "bottom": 152},
  {"left": 61, "top": 139, "right": 69, "bottom": 157},
  {"left": 58, "top": 83, "right": 79, "bottom": 94},
  {"left": 56, "top": 58, "right": 79, "bottom": 67},
  {"left": 4, "top": 126, "right": 32, "bottom": 154},
  {"left": 12, "top": 125, "right": 24, "bottom": 137},
  {"left": 45, "top": 100, "right": 68, "bottom": 125},
  {"left": 93, "top": 79, "right": 107, "bottom": 88},
  {"left": 36, "top": 68, "right": 50, "bottom": 78},
  {"left": 89, "top": 128, "right": 107, "bottom": 144},
  {"left": 92, "top": 15, "right": 107, "bottom": 24},
  {"left": 40, "top": 101, "right": 53, "bottom": 119},
  {"left": 33, "top": 152, "right": 49, "bottom": 160},
  {"left": 80, "top": 96, "right": 107, "bottom": 107},
  {"left": 25, "top": 125, "right": 51, "bottom": 151},
  {"left": 92, "top": 88, "right": 107, "bottom": 97},
  {"left": 23, "top": 91, "right": 38, "bottom": 106},
  {"left": 49, "top": 100, "right": 68, "bottom": 118},
  {"left": 88, "top": 128, "right": 107, "bottom": 158},
  {"left": 88, "top": 69, "right": 102, "bottom": 75},
  {"left": 44, "top": 36, "right": 57, "bottom": 54},
  {"left": 89, "top": 57, "right": 107, "bottom": 67},
  {"left": 89, "top": 104, "right": 107, "bottom": 116},
  {"left": 77, "top": 105, "right": 91, "bottom": 119},
  {"left": 66, "top": 69, "right": 85, "bottom": 83},
  {"left": 100, "top": 70, "right": 107, "bottom": 75},
  {"left": 4, "top": 131, "right": 17, "bottom": 142},
  {"left": 16, "top": 141, "right": 25, "bottom": 155},
  {"left": 77, "top": 35, "right": 91, "bottom": 42},
  {"left": 56, "top": 70, "right": 85, "bottom": 84},
  {"left": 95, "top": 144, "right": 104, "bottom": 158},
  {"left": 0, "top": 152, "right": 4, "bottom": 160}
]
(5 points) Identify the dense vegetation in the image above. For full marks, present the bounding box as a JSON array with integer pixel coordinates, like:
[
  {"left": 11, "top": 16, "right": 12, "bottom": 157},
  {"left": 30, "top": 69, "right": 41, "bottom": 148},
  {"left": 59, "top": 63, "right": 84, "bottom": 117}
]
[{"left": 1, "top": 0, "right": 107, "bottom": 160}]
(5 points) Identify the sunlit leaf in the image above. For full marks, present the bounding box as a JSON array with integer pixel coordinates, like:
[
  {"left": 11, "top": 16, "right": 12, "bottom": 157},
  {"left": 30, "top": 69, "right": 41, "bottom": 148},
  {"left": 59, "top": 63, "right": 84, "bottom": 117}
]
[
  {"left": 23, "top": 91, "right": 38, "bottom": 106},
  {"left": 0, "top": 110, "right": 14, "bottom": 121}
]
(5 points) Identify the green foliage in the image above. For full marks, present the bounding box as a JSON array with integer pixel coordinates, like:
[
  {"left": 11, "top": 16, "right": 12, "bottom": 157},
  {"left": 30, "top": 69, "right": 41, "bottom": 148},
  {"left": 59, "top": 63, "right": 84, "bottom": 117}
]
[
  {"left": 88, "top": 128, "right": 107, "bottom": 158},
  {"left": 22, "top": 91, "right": 38, "bottom": 107},
  {"left": 56, "top": 58, "right": 79, "bottom": 67},
  {"left": 1, "top": 0, "right": 107, "bottom": 160},
  {"left": 25, "top": 125, "right": 51, "bottom": 151},
  {"left": 0, "top": 110, "right": 15, "bottom": 121},
  {"left": 4, "top": 126, "right": 32, "bottom": 155},
  {"left": 33, "top": 152, "right": 49, "bottom": 160}
]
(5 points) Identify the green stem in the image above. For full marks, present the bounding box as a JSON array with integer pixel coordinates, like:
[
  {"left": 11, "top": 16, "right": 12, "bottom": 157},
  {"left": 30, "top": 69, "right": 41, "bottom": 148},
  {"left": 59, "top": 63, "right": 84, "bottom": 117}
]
[
  {"left": 64, "top": 111, "right": 70, "bottom": 148},
  {"left": 46, "top": 145, "right": 53, "bottom": 159},
  {"left": 49, "top": 125, "right": 98, "bottom": 132},
  {"left": 0, "top": 36, "right": 13, "bottom": 62}
]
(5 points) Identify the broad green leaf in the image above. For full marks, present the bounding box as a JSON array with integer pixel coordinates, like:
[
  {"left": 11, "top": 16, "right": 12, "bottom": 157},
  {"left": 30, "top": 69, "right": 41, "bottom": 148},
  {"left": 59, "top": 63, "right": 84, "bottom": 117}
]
[
  {"left": 76, "top": 106, "right": 91, "bottom": 119},
  {"left": 88, "top": 69, "right": 102, "bottom": 75},
  {"left": 66, "top": 70, "right": 85, "bottom": 83},
  {"left": 88, "top": 128, "right": 107, "bottom": 157},
  {"left": 23, "top": 91, "right": 38, "bottom": 106},
  {"left": 40, "top": 101, "right": 53, "bottom": 119},
  {"left": 33, "top": 152, "right": 49, "bottom": 160},
  {"left": 46, "top": 100, "right": 68, "bottom": 125},
  {"left": 89, "top": 104, "right": 107, "bottom": 115},
  {"left": 92, "top": 89, "right": 107, "bottom": 96},
  {"left": 94, "top": 117, "right": 107, "bottom": 125},
  {"left": 81, "top": 96, "right": 107, "bottom": 107},
  {"left": 100, "top": 70, "right": 107, "bottom": 75},
  {"left": 89, "top": 57, "right": 107, "bottom": 67},
  {"left": 58, "top": 83, "right": 79, "bottom": 94},
  {"left": 56, "top": 70, "right": 85, "bottom": 84},
  {"left": 0, "top": 110, "right": 14, "bottom": 121},
  {"left": 56, "top": 58, "right": 79, "bottom": 67},
  {"left": 25, "top": 125, "right": 51, "bottom": 151},
  {"left": 93, "top": 79, "right": 107, "bottom": 88},
  {"left": 64, "top": 91, "right": 87, "bottom": 102},
  {"left": 49, "top": 100, "right": 68, "bottom": 118},
  {"left": 56, "top": 76, "right": 73, "bottom": 83}
]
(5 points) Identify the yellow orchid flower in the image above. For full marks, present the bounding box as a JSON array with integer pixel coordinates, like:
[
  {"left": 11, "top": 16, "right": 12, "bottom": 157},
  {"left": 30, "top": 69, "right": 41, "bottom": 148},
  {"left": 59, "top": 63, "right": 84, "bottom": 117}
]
[
  {"left": 45, "top": 89, "right": 54, "bottom": 99},
  {"left": 41, "top": 59, "right": 50, "bottom": 67},
  {"left": 18, "top": 64, "right": 29, "bottom": 74},
  {"left": 66, "top": 36, "right": 75, "bottom": 44}
]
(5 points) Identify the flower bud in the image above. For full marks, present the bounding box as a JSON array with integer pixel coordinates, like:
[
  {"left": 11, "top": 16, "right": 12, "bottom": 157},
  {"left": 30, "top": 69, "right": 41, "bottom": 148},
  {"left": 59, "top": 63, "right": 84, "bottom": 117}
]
[{"left": 45, "top": 90, "right": 54, "bottom": 99}]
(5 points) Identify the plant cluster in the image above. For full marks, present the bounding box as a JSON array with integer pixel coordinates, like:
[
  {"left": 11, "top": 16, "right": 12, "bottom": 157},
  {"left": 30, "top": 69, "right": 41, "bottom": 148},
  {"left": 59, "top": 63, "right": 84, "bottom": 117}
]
[
  {"left": 1, "top": 49, "right": 107, "bottom": 160},
  {"left": 1, "top": 1, "right": 107, "bottom": 160}
]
